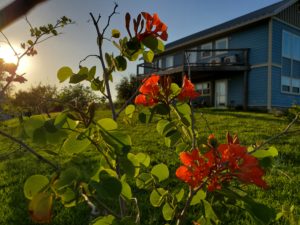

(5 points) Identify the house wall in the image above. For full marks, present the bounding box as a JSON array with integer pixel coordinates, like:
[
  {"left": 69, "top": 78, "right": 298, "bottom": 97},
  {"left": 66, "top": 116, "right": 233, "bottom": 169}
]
[
  {"left": 227, "top": 74, "right": 244, "bottom": 107},
  {"left": 271, "top": 18, "right": 300, "bottom": 107},
  {"left": 248, "top": 67, "right": 268, "bottom": 107}
]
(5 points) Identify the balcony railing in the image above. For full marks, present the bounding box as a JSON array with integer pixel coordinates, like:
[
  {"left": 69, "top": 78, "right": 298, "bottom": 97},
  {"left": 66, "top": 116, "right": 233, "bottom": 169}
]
[{"left": 137, "top": 48, "right": 250, "bottom": 77}]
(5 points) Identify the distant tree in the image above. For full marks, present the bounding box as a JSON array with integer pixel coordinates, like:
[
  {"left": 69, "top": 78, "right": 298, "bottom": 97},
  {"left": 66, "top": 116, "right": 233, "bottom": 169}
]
[
  {"left": 58, "top": 84, "right": 100, "bottom": 110},
  {"left": 115, "top": 74, "right": 138, "bottom": 103},
  {"left": 12, "top": 83, "right": 57, "bottom": 116}
]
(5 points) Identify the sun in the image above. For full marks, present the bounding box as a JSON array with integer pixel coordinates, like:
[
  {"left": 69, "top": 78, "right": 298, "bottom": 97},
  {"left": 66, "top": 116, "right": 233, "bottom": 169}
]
[{"left": 0, "top": 44, "right": 30, "bottom": 73}]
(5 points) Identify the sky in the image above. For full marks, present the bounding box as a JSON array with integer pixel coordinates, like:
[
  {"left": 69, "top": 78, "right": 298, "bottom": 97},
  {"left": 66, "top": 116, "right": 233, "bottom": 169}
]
[{"left": 0, "top": 0, "right": 282, "bottom": 99}]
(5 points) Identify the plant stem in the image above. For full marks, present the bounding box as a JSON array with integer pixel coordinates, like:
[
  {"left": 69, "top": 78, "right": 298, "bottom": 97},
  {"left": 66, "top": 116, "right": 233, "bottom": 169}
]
[{"left": 0, "top": 129, "right": 59, "bottom": 170}]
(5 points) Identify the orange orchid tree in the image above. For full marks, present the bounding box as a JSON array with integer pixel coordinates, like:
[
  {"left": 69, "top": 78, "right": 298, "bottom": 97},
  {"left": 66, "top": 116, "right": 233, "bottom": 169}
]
[{"left": 21, "top": 4, "right": 278, "bottom": 225}]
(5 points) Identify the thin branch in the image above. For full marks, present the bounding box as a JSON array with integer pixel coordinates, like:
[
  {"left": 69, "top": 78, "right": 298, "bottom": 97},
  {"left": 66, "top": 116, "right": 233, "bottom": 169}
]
[
  {"left": 0, "top": 129, "right": 59, "bottom": 170},
  {"left": 79, "top": 54, "right": 100, "bottom": 66},
  {"left": 102, "top": 3, "right": 119, "bottom": 36},
  {"left": 253, "top": 113, "right": 299, "bottom": 151},
  {"left": 96, "top": 14, "right": 101, "bottom": 24},
  {"left": 81, "top": 191, "right": 100, "bottom": 216},
  {"left": 0, "top": 31, "right": 19, "bottom": 59},
  {"left": 25, "top": 16, "right": 34, "bottom": 30}
]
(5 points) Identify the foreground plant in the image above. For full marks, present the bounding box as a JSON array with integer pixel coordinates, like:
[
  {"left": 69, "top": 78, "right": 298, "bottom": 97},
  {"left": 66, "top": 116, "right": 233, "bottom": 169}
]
[{"left": 18, "top": 4, "right": 281, "bottom": 225}]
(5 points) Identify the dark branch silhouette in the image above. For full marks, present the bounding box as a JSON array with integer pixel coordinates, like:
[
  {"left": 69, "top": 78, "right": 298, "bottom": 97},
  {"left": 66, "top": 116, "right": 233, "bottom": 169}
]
[{"left": 0, "top": 0, "right": 48, "bottom": 30}]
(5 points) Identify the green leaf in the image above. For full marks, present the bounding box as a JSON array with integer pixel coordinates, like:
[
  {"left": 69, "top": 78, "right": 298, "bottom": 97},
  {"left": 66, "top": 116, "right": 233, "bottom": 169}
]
[
  {"left": 105, "top": 53, "right": 113, "bottom": 68},
  {"left": 60, "top": 187, "right": 76, "bottom": 207},
  {"left": 53, "top": 167, "right": 80, "bottom": 190},
  {"left": 57, "top": 66, "right": 73, "bottom": 83},
  {"left": 29, "top": 192, "right": 53, "bottom": 223},
  {"left": 93, "top": 172, "right": 122, "bottom": 199},
  {"left": 100, "top": 130, "right": 132, "bottom": 154},
  {"left": 24, "top": 175, "right": 49, "bottom": 200},
  {"left": 142, "top": 36, "right": 159, "bottom": 52},
  {"left": 121, "top": 179, "right": 132, "bottom": 200},
  {"left": 136, "top": 153, "right": 150, "bottom": 167},
  {"left": 251, "top": 146, "right": 278, "bottom": 158},
  {"left": 197, "top": 200, "right": 219, "bottom": 225},
  {"left": 150, "top": 188, "right": 168, "bottom": 207},
  {"left": 176, "top": 102, "right": 191, "bottom": 115},
  {"left": 125, "top": 104, "right": 135, "bottom": 115},
  {"left": 121, "top": 153, "right": 140, "bottom": 177},
  {"left": 157, "top": 39, "right": 165, "bottom": 53},
  {"left": 23, "top": 115, "right": 45, "bottom": 137},
  {"left": 114, "top": 55, "right": 127, "bottom": 71},
  {"left": 32, "top": 127, "right": 47, "bottom": 145},
  {"left": 143, "top": 50, "right": 154, "bottom": 63},
  {"left": 164, "top": 130, "right": 181, "bottom": 147},
  {"left": 175, "top": 188, "right": 185, "bottom": 202},
  {"left": 92, "top": 215, "right": 116, "bottom": 225},
  {"left": 162, "top": 202, "right": 175, "bottom": 221},
  {"left": 69, "top": 73, "right": 88, "bottom": 83},
  {"left": 156, "top": 119, "right": 170, "bottom": 135},
  {"left": 151, "top": 163, "right": 169, "bottom": 182},
  {"left": 153, "top": 103, "right": 170, "bottom": 115},
  {"left": 54, "top": 112, "right": 68, "bottom": 128},
  {"left": 97, "top": 118, "right": 118, "bottom": 131},
  {"left": 62, "top": 133, "right": 90, "bottom": 154},
  {"left": 136, "top": 173, "right": 153, "bottom": 190},
  {"left": 171, "top": 83, "right": 181, "bottom": 96},
  {"left": 111, "top": 29, "right": 120, "bottom": 38},
  {"left": 190, "top": 189, "right": 206, "bottom": 206},
  {"left": 88, "top": 66, "right": 96, "bottom": 81}
]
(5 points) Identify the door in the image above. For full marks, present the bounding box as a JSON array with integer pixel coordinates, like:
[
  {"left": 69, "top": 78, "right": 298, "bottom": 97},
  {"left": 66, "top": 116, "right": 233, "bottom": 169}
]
[{"left": 215, "top": 80, "right": 227, "bottom": 107}]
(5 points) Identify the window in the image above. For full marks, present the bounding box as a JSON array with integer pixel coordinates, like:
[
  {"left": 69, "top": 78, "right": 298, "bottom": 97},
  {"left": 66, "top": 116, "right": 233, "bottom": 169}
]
[
  {"left": 188, "top": 47, "right": 197, "bottom": 63},
  {"left": 158, "top": 58, "right": 162, "bottom": 69},
  {"left": 200, "top": 42, "right": 212, "bottom": 58},
  {"left": 215, "top": 38, "right": 228, "bottom": 55},
  {"left": 282, "top": 31, "right": 300, "bottom": 60},
  {"left": 281, "top": 76, "right": 300, "bottom": 94},
  {"left": 195, "top": 82, "right": 210, "bottom": 95},
  {"left": 165, "top": 55, "right": 174, "bottom": 68}
]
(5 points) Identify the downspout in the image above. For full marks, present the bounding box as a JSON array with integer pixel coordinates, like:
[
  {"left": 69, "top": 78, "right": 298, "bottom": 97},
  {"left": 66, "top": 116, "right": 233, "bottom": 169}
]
[{"left": 267, "top": 18, "right": 273, "bottom": 111}]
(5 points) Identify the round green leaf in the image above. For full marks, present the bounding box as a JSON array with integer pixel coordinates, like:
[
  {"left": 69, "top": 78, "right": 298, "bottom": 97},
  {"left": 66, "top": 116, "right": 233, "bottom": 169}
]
[
  {"left": 88, "top": 66, "right": 96, "bottom": 81},
  {"left": 150, "top": 188, "right": 168, "bottom": 207},
  {"left": 24, "top": 175, "right": 49, "bottom": 200},
  {"left": 190, "top": 189, "right": 206, "bottom": 206},
  {"left": 92, "top": 215, "right": 116, "bottom": 225},
  {"left": 69, "top": 73, "right": 88, "bottom": 83},
  {"left": 120, "top": 153, "right": 140, "bottom": 177},
  {"left": 97, "top": 118, "right": 118, "bottom": 131},
  {"left": 125, "top": 104, "right": 135, "bottom": 115},
  {"left": 62, "top": 133, "right": 90, "bottom": 154},
  {"left": 171, "top": 83, "right": 181, "bottom": 96},
  {"left": 94, "top": 174, "right": 122, "bottom": 199},
  {"left": 176, "top": 102, "right": 191, "bottom": 115},
  {"left": 143, "top": 50, "right": 154, "bottom": 63},
  {"left": 156, "top": 119, "right": 170, "bottom": 135},
  {"left": 57, "top": 66, "right": 73, "bottom": 83},
  {"left": 53, "top": 167, "right": 80, "bottom": 191},
  {"left": 136, "top": 173, "right": 153, "bottom": 190},
  {"left": 60, "top": 187, "right": 76, "bottom": 207},
  {"left": 175, "top": 188, "right": 185, "bottom": 202},
  {"left": 162, "top": 202, "right": 175, "bottom": 221},
  {"left": 114, "top": 55, "right": 127, "bottom": 71},
  {"left": 151, "top": 163, "right": 169, "bottom": 182},
  {"left": 121, "top": 180, "right": 132, "bottom": 200},
  {"left": 23, "top": 115, "right": 45, "bottom": 137},
  {"left": 136, "top": 153, "right": 150, "bottom": 167}
]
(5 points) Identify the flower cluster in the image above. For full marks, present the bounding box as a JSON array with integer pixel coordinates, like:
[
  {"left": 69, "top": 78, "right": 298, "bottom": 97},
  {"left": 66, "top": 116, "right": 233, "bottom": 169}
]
[
  {"left": 125, "top": 12, "right": 168, "bottom": 42},
  {"left": 134, "top": 74, "right": 199, "bottom": 106},
  {"left": 176, "top": 133, "right": 267, "bottom": 191}
]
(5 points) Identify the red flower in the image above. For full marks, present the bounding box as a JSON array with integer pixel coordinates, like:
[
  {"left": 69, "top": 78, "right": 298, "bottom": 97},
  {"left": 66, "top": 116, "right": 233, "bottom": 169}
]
[
  {"left": 176, "top": 133, "right": 268, "bottom": 191},
  {"left": 135, "top": 74, "right": 160, "bottom": 106},
  {"left": 178, "top": 75, "right": 200, "bottom": 101},
  {"left": 176, "top": 149, "right": 209, "bottom": 188}
]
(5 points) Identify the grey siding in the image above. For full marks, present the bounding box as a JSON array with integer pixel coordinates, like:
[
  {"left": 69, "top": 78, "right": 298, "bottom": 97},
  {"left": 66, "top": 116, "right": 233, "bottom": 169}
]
[
  {"left": 248, "top": 67, "right": 268, "bottom": 107},
  {"left": 276, "top": 2, "right": 300, "bottom": 29}
]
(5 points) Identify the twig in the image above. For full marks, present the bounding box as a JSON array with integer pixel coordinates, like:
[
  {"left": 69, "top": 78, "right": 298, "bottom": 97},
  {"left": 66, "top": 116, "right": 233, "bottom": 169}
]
[
  {"left": 0, "top": 129, "right": 59, "bottom": 170},
  {"left": 102, "top": 3, "right": 119, "bottom": 36},
  {"left": 253, "top": 113, "right": 299, "bottom": 151},
  {"left": 79, "top": 54, "right": 100, "bottom": 66},
  {"left": 81, "top": 191, "right": 100, "bottom": 216}
]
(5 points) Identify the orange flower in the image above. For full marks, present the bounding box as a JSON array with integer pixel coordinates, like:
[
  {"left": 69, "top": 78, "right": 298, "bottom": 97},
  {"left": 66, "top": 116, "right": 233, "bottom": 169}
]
[
  {"left": 176, "top": 149, "right": 209, "bottom": 188},
  {"left": 135, "top": 74, "right": 160, "bottom": 106},
  {"left": 138, "top": 12, "right": 168, "bottom": 41},
  {"left": 176, "top": 133, "right": 268, "bottom": 191},
  {"left": 178, "top": 75, "right": 200, "bottom": 101}
]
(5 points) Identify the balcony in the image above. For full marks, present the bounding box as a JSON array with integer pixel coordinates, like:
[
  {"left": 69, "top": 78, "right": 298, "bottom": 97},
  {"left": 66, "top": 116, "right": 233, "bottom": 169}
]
[{"left": 137, "top": 48, "right": 250, "bottom": 77}]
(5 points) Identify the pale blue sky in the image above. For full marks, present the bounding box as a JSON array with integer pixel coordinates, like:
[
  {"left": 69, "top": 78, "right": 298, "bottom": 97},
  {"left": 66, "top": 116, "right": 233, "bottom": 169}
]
[{"left": 1, "top": 0, "right": 281, "bottom": 98}]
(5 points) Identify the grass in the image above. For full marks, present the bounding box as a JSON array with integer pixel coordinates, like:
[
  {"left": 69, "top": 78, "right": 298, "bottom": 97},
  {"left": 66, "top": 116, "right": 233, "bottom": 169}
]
[{"left": 0, "top": 108, "right": 299, "bottom": 224}]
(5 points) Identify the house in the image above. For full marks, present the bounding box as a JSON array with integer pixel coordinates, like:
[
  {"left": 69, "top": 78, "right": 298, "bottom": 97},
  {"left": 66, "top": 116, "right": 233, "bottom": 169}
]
[{"left": 137, "top": 0, "right": 300, "bottom": 110}]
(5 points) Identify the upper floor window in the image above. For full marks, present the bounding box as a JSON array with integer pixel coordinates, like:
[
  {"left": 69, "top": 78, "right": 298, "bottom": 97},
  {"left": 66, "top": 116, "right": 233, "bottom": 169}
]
[
  {"left": 200, "top": 42, "right": 212, "bottom": 58},
  {"left": 158, "top": 58, "right": 162, "bottom": 69},
  {"left": 188, "top": 47, "right": 197, "bottom": 63},
  {"left": 165, "top": 55, "right": 174, "bottom": 68},
  {"left": 215, "top": 38, "right": 228, "bottom": 55},
  {"left": 282, "top": 31, "right": 300, "bottom": 61},
  {"left": 281, "top": 76, "right": 300, "bottom": 94}
]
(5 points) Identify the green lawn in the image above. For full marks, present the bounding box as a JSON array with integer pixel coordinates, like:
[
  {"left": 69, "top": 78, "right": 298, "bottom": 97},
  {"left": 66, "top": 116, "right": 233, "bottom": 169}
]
[{"left": 0, "top": 109, "right": 299, "bottom": 224}]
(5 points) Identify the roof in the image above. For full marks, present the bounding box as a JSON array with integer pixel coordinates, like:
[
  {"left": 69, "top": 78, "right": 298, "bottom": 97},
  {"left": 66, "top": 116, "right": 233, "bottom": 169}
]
[{"left": 165, "top": 0, "right": 297, "bottom": 52}]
